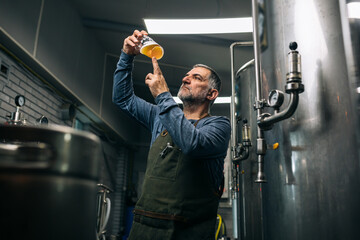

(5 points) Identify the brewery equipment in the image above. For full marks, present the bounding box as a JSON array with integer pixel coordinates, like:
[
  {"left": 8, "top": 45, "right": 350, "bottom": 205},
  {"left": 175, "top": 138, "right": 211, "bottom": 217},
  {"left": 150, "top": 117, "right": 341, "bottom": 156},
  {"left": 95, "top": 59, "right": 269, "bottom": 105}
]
[
  {"left": 0, "top": 124, "right": 101, "bottom": 240},
  {"left": 96, "top": 184, "right": 113, "bottom": 240},
  {"left": 5, "top": 95, "right": 49, "bottom": 126},
  {"left": 6, "top": 94, "right": 27, "bottom": 125},
  {"left": 230, "top": 0, "right": 360, "bottom": 239}
]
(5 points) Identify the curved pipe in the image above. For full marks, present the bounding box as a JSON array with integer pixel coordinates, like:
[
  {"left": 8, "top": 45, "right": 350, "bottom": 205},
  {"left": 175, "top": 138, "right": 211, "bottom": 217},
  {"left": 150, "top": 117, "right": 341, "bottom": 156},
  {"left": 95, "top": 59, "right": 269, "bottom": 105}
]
[
  {"left": 234, "top": 144, "right": 250, "bottom": 164},
  {"left": 258, "top": 93, "right": 299, "bottom": 129},
  {"left": 236, "top": 59, "right": 255, "bottom": 76},
  {"left": 243, "top": 146, "right": 250, "bottom": 159},
  {"left": 99, "top": 198, "right": 111, "bottom": 234},
  {"left": 230, "top": 42, "right": 253, "bottom": 162}
]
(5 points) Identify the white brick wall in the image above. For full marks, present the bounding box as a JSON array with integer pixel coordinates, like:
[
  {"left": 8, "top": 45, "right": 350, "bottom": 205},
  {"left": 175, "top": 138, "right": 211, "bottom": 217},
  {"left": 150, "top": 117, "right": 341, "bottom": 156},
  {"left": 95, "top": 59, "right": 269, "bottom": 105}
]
[{"left": 0, "top": 49, "right": 72, "bottom": 126}]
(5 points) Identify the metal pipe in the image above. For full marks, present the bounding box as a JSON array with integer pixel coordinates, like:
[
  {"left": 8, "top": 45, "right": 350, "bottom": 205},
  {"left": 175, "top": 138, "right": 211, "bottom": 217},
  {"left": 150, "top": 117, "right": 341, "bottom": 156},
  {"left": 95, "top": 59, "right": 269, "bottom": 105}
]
[
  {"left": 251, "top": 0, "right": 264, "bottom": 121},
  {"left": 251, "top": 0, "right": 266, "bottom": 184},
  {"left": 240, "top": 165, "right": 248, "bottom": 239},
  {"left": 258, "top": 93, "right": 300, "bottom": 129},
  {"left": 255, "top": 155, "right": 266, "bottom": 183},
  {"left": 232, "top": 192, "right": 239, "bottom": 239},
  {"left": 230, "top": 42, "right": 253, "bottom": 162},
  {"left": 231, "top": 164, "right": 240, "bottom": 239}
]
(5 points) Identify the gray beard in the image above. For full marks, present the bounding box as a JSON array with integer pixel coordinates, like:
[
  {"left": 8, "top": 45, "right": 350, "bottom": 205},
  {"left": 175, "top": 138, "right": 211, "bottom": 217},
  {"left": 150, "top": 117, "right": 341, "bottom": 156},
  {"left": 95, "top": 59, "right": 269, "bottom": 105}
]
[{"left": 177, "top": 88, "right": 207, "bottom": 106}]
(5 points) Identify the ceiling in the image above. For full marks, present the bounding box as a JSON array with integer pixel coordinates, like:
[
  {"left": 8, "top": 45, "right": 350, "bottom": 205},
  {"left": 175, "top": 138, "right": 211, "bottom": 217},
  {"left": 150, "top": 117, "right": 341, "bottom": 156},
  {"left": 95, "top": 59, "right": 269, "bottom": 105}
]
[{"left": 70, "top": 0, "right": 254, "bottom": 115}]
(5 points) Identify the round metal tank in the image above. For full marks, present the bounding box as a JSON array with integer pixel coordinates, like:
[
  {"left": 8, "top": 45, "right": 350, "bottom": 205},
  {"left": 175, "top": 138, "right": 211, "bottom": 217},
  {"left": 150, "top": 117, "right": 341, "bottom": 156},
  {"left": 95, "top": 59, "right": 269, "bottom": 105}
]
[
  {"left": 234, "top": 0, "right": 360, "bottom": 239},
  {"left": 234, "top": 60, "right": 263, "bottom": 240},
  {"left": 0, "top": 124, "right": 101, "bottom": 240}
]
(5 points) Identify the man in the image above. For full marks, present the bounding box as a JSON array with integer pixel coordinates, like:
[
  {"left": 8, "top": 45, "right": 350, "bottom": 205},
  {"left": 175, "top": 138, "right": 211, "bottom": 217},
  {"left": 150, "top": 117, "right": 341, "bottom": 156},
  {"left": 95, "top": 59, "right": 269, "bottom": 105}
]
[{"left": 113, "top": 30, "right": 231, "bottom": 239}]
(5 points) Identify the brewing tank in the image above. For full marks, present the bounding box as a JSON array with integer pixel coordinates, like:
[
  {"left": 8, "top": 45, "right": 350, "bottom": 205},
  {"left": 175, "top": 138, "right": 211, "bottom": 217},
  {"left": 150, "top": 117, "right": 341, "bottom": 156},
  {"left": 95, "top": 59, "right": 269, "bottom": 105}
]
[
  {"left": 0, "top": 124, "right": 101, "bottom": 240},
  {"left": 234, "top": 0, "right": 360, "bottom": 239}
]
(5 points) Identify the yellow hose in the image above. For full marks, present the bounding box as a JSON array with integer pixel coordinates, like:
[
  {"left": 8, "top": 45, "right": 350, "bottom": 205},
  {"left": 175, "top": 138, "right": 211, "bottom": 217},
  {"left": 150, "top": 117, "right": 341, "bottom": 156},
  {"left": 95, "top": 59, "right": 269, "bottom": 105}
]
[{"left": 215, "top": 214, "right": 222, "bottom": 240}]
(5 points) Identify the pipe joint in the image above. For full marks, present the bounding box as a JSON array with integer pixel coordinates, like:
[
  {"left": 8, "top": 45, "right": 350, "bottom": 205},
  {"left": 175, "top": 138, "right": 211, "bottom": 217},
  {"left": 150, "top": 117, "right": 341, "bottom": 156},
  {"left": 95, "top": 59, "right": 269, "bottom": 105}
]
[{"left": 257, "top": 42, "right": 304, "bottom": 131}]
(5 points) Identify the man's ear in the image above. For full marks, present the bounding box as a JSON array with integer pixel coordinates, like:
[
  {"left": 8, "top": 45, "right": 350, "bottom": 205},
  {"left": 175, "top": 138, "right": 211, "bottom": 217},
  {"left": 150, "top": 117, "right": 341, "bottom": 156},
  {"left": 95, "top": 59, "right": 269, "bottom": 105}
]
[{"left": 207, "top": 88, "right": 219, "bottom": 101}]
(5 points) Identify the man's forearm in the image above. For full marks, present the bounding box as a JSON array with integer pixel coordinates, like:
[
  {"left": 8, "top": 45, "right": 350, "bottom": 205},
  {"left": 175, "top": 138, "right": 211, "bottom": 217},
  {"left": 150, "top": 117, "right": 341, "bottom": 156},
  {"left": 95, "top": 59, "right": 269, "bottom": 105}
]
[
  {"left": 112, "top": 51, "right": 135, "bottom": 109},
  {"left": 112, "top": 51, "right": 159, "bottom": 131}
]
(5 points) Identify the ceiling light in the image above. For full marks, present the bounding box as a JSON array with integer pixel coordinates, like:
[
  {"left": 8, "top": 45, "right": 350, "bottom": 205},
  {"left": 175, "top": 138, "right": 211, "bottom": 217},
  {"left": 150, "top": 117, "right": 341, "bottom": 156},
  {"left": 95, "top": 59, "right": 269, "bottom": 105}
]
[
  {"left": 173, "top": 96, "right": 231, "bottom": 104},
  {"left": 144, "top": 18, "right": 253, "bottom": 34},
  {"left": 347, "top": 2, "right": 360, "bottom": 19}
]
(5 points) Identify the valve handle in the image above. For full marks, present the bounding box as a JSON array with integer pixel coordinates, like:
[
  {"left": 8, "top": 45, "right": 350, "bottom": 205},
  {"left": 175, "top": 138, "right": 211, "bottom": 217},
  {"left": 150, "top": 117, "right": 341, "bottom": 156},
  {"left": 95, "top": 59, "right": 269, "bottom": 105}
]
[{"left": 289, "top": 42, "right": 298, "bottom": 51}]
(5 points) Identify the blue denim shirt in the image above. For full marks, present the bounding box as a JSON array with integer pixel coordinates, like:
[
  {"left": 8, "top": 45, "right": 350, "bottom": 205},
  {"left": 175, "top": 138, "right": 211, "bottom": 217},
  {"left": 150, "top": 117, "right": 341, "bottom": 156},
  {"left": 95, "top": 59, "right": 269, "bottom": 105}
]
[{"left": 112, "top": 51, "right": 231, "bottom": 190}]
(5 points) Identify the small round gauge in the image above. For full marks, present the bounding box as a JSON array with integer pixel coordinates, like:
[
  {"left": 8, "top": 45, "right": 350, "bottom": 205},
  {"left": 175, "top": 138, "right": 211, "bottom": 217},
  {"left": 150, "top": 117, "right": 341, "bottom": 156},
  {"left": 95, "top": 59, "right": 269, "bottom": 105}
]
[
  {"left": 268, "top": 90, "right": 284, "bottom": 108},
  {"left": 15, "top": 95, "right": 26, "bottom": 107}
]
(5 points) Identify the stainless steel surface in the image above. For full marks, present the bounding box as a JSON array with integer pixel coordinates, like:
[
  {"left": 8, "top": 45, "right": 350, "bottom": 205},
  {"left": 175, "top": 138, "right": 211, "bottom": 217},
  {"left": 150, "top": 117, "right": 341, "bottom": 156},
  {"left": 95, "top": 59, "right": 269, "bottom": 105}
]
[
  {"left": 339, "top": 0, "right": 360, "bottom": 142},
  {"left": 234, "top": 0, "right": 360, "bottom": 239},
  {"left": 0, "top": 124, "right": 101, "bottom": 240},
  {"left": 0, "top": 142, "right": 53, "bottom": 167},
  {"left": 231, "top": 193, "right": 239, "bottom": 239},
  {"left": 97, "top": 184, "right": 112, "bottom": 239},
  {"left": 234, "top": 62, "right": 263, "bottom": 240},
  {"left": 230, "top": 42, "right": 253, "bottom": 162}
]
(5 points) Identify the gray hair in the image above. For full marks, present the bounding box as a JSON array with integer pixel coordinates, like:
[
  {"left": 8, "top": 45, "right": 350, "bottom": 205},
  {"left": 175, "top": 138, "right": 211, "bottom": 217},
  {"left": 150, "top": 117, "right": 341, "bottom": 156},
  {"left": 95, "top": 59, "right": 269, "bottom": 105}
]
[{"left": 192, "top": 64, "right": 221, "bottom": 92}]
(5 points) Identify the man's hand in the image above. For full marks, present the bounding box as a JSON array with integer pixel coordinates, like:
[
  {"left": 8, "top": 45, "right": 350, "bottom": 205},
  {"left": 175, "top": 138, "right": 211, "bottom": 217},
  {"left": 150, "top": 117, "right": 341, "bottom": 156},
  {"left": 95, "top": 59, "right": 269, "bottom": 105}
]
[
  {"left": 145, "top": 57, "right": 170, "bottom": 98},
  {"left": 123, "top": 30, "right": 148, "bottom": 55}
]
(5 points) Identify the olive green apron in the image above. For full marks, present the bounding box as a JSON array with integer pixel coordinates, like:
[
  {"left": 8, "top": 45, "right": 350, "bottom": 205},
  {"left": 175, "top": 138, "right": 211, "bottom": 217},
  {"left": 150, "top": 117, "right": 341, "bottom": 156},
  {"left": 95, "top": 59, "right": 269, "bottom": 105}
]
[{"left": 129, "top": 118, "right": 222, "bottom": 240}]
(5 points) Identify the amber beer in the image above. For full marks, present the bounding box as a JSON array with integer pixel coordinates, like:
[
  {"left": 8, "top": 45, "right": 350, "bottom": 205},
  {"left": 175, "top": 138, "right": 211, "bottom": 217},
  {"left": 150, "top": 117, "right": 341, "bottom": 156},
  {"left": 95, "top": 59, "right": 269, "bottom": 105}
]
[{"left": 140, "top": 36, "right": 164, "bottom": 60}]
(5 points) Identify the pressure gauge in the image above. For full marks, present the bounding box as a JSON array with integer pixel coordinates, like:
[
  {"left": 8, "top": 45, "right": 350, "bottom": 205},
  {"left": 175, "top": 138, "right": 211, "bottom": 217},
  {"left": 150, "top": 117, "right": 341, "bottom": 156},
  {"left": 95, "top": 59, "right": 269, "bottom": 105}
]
[
  {"left": 15, "top": 95, "right": 26, "bottom": 107},
  {"left": 268, "top": 90, "right": 284, "bottom": 108}
]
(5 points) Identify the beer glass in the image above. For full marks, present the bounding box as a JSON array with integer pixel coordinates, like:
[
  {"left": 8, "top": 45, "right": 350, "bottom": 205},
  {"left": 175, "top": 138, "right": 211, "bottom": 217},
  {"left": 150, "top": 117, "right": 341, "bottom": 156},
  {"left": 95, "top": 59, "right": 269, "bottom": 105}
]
[{"left": 140, "top": 36, "right": 164, "bottom": 60}]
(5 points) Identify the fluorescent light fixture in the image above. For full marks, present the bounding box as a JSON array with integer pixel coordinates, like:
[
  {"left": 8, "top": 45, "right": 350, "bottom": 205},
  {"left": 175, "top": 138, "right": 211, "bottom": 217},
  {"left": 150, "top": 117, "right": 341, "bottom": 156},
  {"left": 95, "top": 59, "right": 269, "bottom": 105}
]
[
  {"left": 347, "top": 2, "right": 360, "bottom": 19},
  {"left": 173, "top": 96, "right": 231, "bottom": 104},
  {"left": 144, "top": 18, "right": 253, "bottom": 34}
]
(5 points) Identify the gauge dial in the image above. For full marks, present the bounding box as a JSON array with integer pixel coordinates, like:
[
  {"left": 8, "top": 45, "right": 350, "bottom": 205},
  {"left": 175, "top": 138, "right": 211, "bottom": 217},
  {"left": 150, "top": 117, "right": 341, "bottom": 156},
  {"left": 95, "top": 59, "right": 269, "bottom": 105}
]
[
  {"left": 15, "top": 95, "right": 26, "bottom": 107},
  {"left": 268, "top": 90, "right": 284, "bottom": 108}
]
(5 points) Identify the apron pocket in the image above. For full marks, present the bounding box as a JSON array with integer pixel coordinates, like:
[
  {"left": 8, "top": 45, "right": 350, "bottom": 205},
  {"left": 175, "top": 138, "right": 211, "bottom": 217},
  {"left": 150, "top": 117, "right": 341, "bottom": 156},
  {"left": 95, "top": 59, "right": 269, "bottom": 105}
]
[{"left": 149, "top": 147, "right": 181, "bottom": 181}]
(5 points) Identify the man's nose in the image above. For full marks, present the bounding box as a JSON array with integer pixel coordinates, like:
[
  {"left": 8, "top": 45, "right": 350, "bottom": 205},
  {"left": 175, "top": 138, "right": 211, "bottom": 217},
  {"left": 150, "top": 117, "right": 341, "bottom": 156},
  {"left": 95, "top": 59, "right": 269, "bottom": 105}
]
[{"left": 182, "top": 76, "right": 191, "bottom": 84}]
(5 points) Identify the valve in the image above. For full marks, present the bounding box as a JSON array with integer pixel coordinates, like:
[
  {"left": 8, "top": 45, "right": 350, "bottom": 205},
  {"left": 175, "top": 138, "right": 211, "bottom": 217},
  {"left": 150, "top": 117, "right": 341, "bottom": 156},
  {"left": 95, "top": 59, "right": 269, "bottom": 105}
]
[
  {"left": 285, "top": 42, "right": 304, "bottom": 93},
  {"left": 254, "top": 42, "right": 305, "bottom": 184},
  {"left": 36, "top": 115, "right": 49, "bottom": 125},
  {"left": 241, "top": 119, "right": 251, "bottom": 145},
  {"left": 232, "top": 119, "right": 252, "bottom": 163},
  {"left": 257, "top": 42, "right": 305, "bottom": 130},
  {"left": 6, "top": 95, "right": 27, "bottom": 125}
]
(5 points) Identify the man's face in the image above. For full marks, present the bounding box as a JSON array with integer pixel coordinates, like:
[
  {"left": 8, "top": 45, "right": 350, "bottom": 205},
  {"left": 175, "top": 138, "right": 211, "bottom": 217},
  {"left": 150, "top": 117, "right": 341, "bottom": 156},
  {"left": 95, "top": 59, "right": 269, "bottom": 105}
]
[{"left": 177, "top": 67, "right": 212, "bottom": 104}]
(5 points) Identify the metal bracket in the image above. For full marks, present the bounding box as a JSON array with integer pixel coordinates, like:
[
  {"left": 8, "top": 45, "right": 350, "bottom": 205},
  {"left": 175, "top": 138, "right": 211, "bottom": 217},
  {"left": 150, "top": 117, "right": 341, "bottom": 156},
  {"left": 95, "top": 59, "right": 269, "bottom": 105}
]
[{"left": 253, "top": 99, "right": 268, "bottom": 110}]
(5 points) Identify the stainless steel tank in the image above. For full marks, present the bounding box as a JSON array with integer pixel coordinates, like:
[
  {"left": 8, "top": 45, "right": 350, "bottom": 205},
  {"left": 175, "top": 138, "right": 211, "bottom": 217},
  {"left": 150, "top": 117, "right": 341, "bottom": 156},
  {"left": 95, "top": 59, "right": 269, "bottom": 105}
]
[
  {"left": 0, "top": 124, "right": 101, "bottom": 240},
  {"left": 233, "top": 0, "right": 360, "bottom": 239},
  {"left": 233, "top": 60, "right": 263, "bottom": 240}
]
